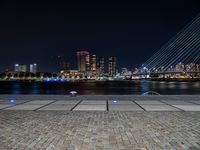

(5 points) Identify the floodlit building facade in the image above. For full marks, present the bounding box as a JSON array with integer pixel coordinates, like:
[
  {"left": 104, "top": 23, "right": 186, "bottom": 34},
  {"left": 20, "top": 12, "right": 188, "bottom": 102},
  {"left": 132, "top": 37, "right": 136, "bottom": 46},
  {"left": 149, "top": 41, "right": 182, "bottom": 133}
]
[
  {"left": 108, "top": 57, "right": 117, "bottom": 76},
  {"left": 30, "top": 64, "right": 37, "bottom": 73},
  {"left": 14, "top": 64, "right": 27, "bottom": 72}
]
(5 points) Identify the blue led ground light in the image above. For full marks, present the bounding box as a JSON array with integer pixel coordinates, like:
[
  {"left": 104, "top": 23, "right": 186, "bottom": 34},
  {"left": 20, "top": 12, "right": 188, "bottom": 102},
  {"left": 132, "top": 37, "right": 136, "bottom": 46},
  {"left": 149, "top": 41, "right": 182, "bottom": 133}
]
[{"left": 9, "top": 97, "right": 16, "bottom": 104}]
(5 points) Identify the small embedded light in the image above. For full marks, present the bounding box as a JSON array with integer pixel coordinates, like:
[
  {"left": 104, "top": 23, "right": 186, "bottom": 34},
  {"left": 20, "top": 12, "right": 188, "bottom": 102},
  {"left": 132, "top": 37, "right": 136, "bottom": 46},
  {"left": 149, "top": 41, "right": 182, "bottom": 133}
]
[
  {"left": 9, "top": 97, "right": 16, "bottom": 104},
  {"left": 112, "top": 98, "right": 118, "bottom": 104}
]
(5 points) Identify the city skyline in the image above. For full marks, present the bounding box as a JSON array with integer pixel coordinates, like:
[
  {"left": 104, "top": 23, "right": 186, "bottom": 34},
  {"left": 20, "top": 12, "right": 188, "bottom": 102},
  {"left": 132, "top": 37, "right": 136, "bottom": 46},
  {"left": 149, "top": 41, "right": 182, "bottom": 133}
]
[{"left": 0, "top": 0, "right": 200, "bottom": 72}]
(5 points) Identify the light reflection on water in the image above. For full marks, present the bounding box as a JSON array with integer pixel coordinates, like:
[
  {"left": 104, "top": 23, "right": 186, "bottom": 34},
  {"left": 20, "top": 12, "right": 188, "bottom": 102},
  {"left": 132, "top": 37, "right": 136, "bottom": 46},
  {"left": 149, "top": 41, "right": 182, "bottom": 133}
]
[
  {"left": 1, "top": 80, "right": 200, "bottom": 95},
  {"left": 140, "top": 80, "right": 150, "bottom": 94}
]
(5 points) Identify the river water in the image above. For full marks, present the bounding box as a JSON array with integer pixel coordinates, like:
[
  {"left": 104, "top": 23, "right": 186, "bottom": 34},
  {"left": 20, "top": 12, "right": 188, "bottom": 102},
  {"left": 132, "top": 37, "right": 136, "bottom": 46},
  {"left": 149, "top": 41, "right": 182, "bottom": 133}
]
[{"left": 0, "top": 80, "right": 200, "bottom": 95}]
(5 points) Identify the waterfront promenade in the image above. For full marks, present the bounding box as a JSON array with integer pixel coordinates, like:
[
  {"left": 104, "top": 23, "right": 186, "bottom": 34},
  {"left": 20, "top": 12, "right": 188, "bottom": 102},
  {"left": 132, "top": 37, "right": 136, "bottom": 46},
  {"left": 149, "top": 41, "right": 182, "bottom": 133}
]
[{"left": 0, "top": 95, "right": 200, "bottom": 149}]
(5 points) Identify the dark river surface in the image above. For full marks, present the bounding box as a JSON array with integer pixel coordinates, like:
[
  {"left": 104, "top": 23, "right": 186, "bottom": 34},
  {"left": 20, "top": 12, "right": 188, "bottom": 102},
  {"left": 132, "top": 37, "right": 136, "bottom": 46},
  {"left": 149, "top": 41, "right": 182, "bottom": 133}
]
[{"left": 0, "top": 80, "right": 200, "bottom": 95}]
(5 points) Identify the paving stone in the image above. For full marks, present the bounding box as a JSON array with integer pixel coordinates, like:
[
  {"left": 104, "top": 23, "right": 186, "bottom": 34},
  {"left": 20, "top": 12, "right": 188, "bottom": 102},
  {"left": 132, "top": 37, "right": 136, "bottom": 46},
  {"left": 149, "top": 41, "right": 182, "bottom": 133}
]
[
  {"left": 80, "top": 100, "right": 106, "bottom": 105},
  {"left": 5, "top": 104, "right": 44, "bottom": 110},
  {"left": 109, "top": 105, "right": 144, "bottom": 111},
  {"left": 135, "top": 100, "right": 165, "bottom": 105},
  {"left": 38, "top": 104, "right": 74, "bottom": 111},
  {"left": 53, "top": 100, "right": 80, "bottom": 105},
  {"left": 1, "top": 111, "right": 200, "bottom": 149},
  {"left": 140, "top": 105, "right": 181, "bottom": 111},
  {"left": 108, "top": 100, "right": 135, "bottom": 105},
  {"left": 173, "top": 105, "right": 200, "bottom": 111},
  {"left": 24, "top": 100, "right": 55, "bottom": 105},
  {"left": 73, "top": 105, "right": 106, "bottom": 111},
  {"left": 188, "top": 101, "right": 200, "bottom": 105}
]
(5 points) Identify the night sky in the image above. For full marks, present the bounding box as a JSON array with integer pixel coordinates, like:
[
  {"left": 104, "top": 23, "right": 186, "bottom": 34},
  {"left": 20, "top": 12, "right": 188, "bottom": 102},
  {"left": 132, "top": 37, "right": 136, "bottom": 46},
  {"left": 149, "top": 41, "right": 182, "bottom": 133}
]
[{"left": 0, "top": 0, "right": 199, "bottom": 72}]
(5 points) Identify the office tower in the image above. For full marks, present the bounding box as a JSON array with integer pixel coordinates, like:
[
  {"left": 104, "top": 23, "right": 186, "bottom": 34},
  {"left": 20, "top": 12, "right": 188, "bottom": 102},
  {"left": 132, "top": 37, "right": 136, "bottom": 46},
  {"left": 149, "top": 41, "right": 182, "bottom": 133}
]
[
  {"left": 77, "top": 51, "right": 90, "bottom": 73},
  {"left": 108, "top": 57, "right": 117, "bottom": 76},
  {"left": 90, "top": 54, "right": 96, "bottom": 74},
  {"left": 30, "top": 64, "right": 37, "bottom": 74},
  {"left": 98, "top": 57, "right": 105, "bottom": 74},
  {"left": 14, "top": 64, "right": 27, "bottom": 72}
]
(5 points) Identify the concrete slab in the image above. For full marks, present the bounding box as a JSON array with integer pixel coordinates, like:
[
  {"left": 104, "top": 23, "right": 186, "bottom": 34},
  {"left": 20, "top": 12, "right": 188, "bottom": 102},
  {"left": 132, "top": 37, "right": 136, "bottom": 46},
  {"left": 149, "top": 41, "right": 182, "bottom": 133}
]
[
  {"left": 161, "top": 100, "right": 193, "bottom": 105},
  {"left": 108, "top": 96, "right": 134, "bottom": 100},
  {"left": 0, "top": 104, "right": 13, "bottom": 109},
  {"left": 135, "top": 100, "right": 165, "bottom": 105},
  {"left": 24, "top": 100, "right": 55, "bottom": 105},
  {"left": 5, "top": 104, "right": 44, "bottom": 110},
  {"left": 172, "top": 105, "right": 200, "bottom": 111},
  {"left": 0, "top": 100, "right": 29, "bottom": 104},
  {"left": 73, "top": 105, "right": 106, "bottom": 111},
  {"left": 140, "top": 105, "right": 180, "bottom": 111},
  {"left": 188, "top": 101, "right": 200, "bottom": 105},
  {"left": 53, "top": 100, "right": 80, "bottom": 105},
  {"left": 84, "top": 95, "right": 109, "bottom": 100},
  {"left": 38, "top": 104, "right": 74, "bottom": 111},
  {"left": 108, "top": 100, "right": 135, "bottom": 105},
  {"left": 109, "top": 105, "right": 144, "bottom": 111},
  {"left": 80, "top": 100, "right": 106, "bottom": 105}
]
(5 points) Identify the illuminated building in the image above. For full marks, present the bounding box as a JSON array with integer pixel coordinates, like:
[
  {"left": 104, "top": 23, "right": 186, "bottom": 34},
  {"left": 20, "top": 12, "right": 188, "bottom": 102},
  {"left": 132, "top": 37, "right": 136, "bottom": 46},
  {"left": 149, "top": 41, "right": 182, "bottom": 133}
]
[
  {"left": 196, "top": 64, "right": 200, "bottom": 72},
  {"left": 60, "top": 69, "right": 79, "bottom": 79},
  {"left": 121, "top": 68, "right": 128, "bottom": 75},
  {"left": 175, "top": 63, "right": 184, "bottom": 72},
  {"left": 30, "top": 64, "right": 37, "bottom": 74},
  {"left": 14, "top": 64, "right": 27, "bottom": 72},
  {"left": 133, "top": 68, "right": 139, "bottom": 74},
  {"left": 98, "top": 57, "right": 105, "bottom": 75},
  {"left": 185, "top": 63, "right": 196, "bottom": 72},
  {"left": 108, "top": 57, "right": 117, "bottom": 76},
  {"left": 77, "top": 51, "right": 90, "bottom": 73},
  {"left": 90, "top": 54, "right": 96, "bottom": 74}
]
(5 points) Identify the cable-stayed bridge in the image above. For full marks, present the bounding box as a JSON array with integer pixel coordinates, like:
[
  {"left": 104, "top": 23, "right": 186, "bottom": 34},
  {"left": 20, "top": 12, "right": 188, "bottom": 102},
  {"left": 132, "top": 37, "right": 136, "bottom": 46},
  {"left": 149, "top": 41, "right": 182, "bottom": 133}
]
[{"left": 137, "top": 14, "right": 200, "bottom": 77}]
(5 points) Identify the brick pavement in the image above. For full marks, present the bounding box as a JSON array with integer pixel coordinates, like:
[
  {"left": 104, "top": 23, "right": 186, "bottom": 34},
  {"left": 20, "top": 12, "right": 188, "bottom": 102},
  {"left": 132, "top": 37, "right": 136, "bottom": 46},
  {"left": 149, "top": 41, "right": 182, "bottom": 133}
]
[{"left": 0, "top": 111, "right": 200, "bottom": 150}]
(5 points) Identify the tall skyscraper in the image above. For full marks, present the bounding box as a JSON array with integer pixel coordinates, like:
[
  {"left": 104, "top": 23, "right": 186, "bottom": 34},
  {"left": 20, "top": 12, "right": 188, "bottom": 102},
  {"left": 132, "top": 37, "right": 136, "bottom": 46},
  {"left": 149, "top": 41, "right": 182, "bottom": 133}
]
[
  {"left": 14, "top": 64, "right": 27, "bottom": 72},
  {"left": 108, "top": 57, "right": 117, "bottom": 76},
  {"left": 30, "top": 64, "right": 37, "bottom": 74},
  {"left": 98, "top": 57, "right": 105, "bottom": 75},
  {"left": 90, "top": 54, "right": 96, "bottom": 74},
  {"left": 77, "top": 51, "right": 90, "bottom": 73}
]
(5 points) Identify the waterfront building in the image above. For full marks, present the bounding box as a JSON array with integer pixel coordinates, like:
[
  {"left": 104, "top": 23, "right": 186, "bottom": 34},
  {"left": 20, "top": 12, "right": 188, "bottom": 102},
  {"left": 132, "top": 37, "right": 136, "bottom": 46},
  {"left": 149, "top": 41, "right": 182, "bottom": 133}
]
[
  {"left": 59, "top": 62, "right": 70, "bottom": 71},
  {"left": 14, "top": 64, "right": 27, "bottom": 72},
  {"left": 175, "top": 63, "right": 184, "bottom": 72},
  {"left": 77, "top": 51, "right": 90, "bottom": 73},
  {"left": 185, "top": 63, "right": 196, "bottom": 72},
  {"left": 196, "top": 64, "right": 200, "bottom": 72},
  {"left": 121, "top": 68, "right": 128, "bottom": 75},
  {"left": 30, "top": 64, "right": 37, "bottom": 74},
  {"left": 108, "top": 57, "right": 117, "bottom": 76},
  {"left": 133, "top": 68, "right": 139, "bottom": 74},
  {"left": 60, "top": 70, "right": 79, "bottom": 79},
  {"left": 90, "top": 54, "right": 97, "bottom": 75},
  {"left": 97, "top": 57, "right": 105, "bottom": 75}
]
